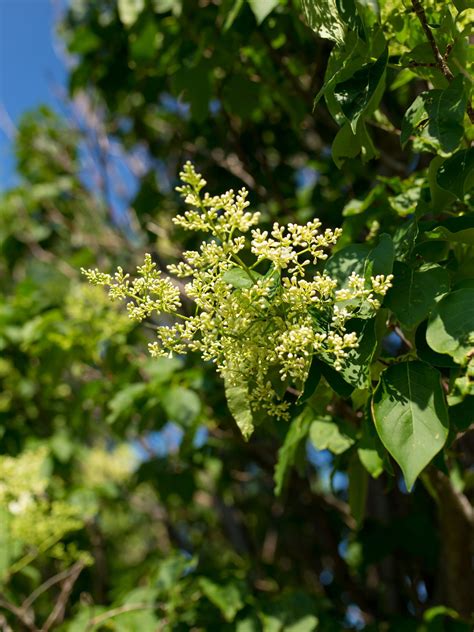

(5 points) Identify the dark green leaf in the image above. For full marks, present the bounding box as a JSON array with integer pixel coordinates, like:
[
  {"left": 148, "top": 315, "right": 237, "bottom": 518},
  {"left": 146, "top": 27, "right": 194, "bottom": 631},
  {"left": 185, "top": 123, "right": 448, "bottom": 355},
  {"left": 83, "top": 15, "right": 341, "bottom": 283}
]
[
  {"left": 348, "top": 453, "right": 368, "bottom": 527},
  {"left": 321, "top": 361, "right": 355, "bottom": 397},
  {"left": 384, "top": 262, "right": 450, "bottom": 330},
  {"left": 401, "top": 75, "right": 467, "bottom": 154},
  {"left": 436, "top": 148, "right": 474, "bottom": 200},
  {"left": 274, "top": 408, "right": 313, "bottom": 495},
  {"left": 334, "top": 47, "right": 388, "bottom": 132},
  {"left": 357, "top": 415, "right": 385, "bottom": 478}
]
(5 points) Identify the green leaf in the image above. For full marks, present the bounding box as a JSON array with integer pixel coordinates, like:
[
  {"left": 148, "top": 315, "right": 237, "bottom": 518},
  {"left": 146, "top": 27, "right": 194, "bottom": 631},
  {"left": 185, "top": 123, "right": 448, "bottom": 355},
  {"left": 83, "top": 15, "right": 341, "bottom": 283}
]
[
  {"left": 223, "top": 372, "right": 254, "bottom": 439},
  {"left": 436, "top": 148, "right": 474, "bottom": 200},
  {"left": 326, "top": 233, "right": 393, "bottom": 287},
  {"left": 199, "top": 578, "right": 244, "bottom": 622},
  {"left": 162, "top": 386, "right": 201, "bottom": 426},
  {"left": 321, "top": 362, "right": 355, "bottom": 397},
  {"left": 325, "top": 243, "right": 370, "bottom": 282},
  {"left": 415, "top": 320, "right": 457, "bottom": 368},
  {"left": 392, "top": 219, "right": 419, "bottom": 262},
  {"left": 222, "top": 0, "right": 245, "bottom": 30},
  {"left": 384, "top": 262, "right": 450, "bottom": 330},
  {"left": 348, "top": 453, "right": 368, "bottom": 527},
  {"left": 301, "top": 0, "right": 346, "bottom": 43},
  {"left": 332, "top": 122, "right": 361, "bottom": 167},
  {"left": 309, "top": 416, "right": 356, "bottom": 454},
  {"left": 222, "top": 267, "right": 257, "bottom": 289},
  {"left": 248, "top": 0, "right": 279, "bottom": 24},
  {"left": 117, "top": 0, "right": 145, "bottom": 26},
  {"left": 171, "top": 61, "right": 211, "bottom": 122},
  {"left": 364, "top": 233, "right": 394, "bottom": 278},
  {"left": 401, "top": 75, "right": 468, "bottom": 155},
  {"left": 339, "top": 318, "right": 377, "bottom": 389},
  {"left": 334, "top": 47, "right": 387, "bottom": 132},
  {"left": 332, "top": 120, "right": 377, "bottom": 167},
  {"left": 299, "top": 357, "right": 322, "bottom": 404},
  {"left": 426, "top": 226, "right": 474, "bottom": 246},
  {"left": 274, "top": 408, "right": 313, "bottom": 495},
  {"left": 426, "top": 289, "right": 474, "bottom": 364},
  {"left": 357, "top": 416, "right": 385, "bottom": 478},
  {"left": 372, "top": 361, "right": 449, "bottom": 490}
]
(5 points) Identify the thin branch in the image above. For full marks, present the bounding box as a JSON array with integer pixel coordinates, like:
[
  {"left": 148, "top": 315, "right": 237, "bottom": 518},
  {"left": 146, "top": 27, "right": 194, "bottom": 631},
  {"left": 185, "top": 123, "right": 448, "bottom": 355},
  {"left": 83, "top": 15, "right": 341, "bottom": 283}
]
[
  {"left": 411, "top": 0, "right": 474, "bottom": 124},
  {"left": 411, "top": 0, "right": 453, "bottom": 81},
  {"left": 42, "top": 561, "right": 85, "bottom": 631},
  {"left": 0, "top": 598, "right": 36, "bottom": 631},
  {"left": 22, "top": 563, "right": 82, "bottom": 612},
  {"left": 86, "top": 603, "right": 155, "bottom": 630}
]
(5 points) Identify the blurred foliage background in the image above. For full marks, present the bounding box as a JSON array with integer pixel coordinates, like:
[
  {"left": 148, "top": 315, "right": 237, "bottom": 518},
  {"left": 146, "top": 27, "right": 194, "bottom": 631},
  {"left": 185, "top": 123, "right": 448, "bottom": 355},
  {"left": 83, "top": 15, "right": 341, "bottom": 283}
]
[{"left": 0, "top": 0, "right": 473, "bottom": 630}]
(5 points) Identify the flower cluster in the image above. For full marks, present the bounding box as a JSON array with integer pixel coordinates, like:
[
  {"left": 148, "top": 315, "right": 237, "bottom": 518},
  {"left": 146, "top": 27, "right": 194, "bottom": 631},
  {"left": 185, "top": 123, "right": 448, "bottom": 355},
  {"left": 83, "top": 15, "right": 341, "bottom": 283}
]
[
  {"left": 0, "top": 448, "right": 86, "bottom": 575},
  {"left": 83, "top": 163, "right": 393, "bottom": 434}
]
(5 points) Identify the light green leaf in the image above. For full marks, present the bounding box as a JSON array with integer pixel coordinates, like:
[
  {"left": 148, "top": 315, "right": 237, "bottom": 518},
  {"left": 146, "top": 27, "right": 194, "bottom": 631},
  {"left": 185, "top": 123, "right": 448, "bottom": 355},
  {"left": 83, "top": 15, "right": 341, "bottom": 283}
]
[
  {"left": 334, "top": 47, "right": 388, "bottom": 132},
  {"left": 249, "top": 0, "right": 279, "bottom": 24},
  {"left": 223, "top": 372, "right": 254, "bottom": 439},
  {"left": 348, "top": 454, "right": 368, "bottom": 527},
  {"left": 107, "top": 383, "right": 148, "bottom": 424},
  {"left": 436, "top": 148, "right": 474, "bottom": 200},
  {"left": 223, "top": 0, "right": 245, "bottom": 30},
  {"left": 118, "top": 0, "right": 145, "bottom": 26},
  {"left": 222, "top": 267, "right": 258, "bottom": 289},
  {"left": 372, "top": 361, "right": 449, "bottom": 490},
  {"left": 162, "top": 386, "right": 201, "bottom": 426},
  {"left": 301, "top": 0, "right": 346, "bottom": 43},
  {"left": 332, "top": 120, "right": 377, "bottom": 167},
  {"left": 309, "top": 416, "right": 356, "bottom": 455},
  {"left": 401, "top": 75, "right": 467, "bottom": 155},
  {"left": 274, "top": 408, "right": 313, "bottom": 495},
  {"left": 332, "top": 122, "right": 361, "bottom": 167},
  {"left": 426, "top": 289, "right": 474, "bottom": 364},
  {"left": 199, "top": 578, "right": 244, "bottom": 622},
  {"left": 384, "top": 262, "right": 450, "bottom": 330}
]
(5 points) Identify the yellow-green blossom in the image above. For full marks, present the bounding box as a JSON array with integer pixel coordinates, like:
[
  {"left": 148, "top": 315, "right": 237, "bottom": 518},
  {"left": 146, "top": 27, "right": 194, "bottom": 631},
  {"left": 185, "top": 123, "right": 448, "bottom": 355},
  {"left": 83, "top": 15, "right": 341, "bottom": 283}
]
[{"left": 83, "top": 163, "right": 393, "bottom": 431}]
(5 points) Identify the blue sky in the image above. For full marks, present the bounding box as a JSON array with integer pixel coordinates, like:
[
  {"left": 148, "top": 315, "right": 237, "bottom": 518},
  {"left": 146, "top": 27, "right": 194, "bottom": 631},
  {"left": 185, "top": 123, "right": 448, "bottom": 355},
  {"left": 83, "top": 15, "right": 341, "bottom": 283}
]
[{"left": 0, "top": 0, "right": 66, "bottom": 189}]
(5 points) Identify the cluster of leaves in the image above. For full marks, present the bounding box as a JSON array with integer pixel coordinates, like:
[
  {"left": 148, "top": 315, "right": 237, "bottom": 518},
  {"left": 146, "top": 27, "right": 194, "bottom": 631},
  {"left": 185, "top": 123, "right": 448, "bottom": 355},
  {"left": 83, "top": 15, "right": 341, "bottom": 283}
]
[{"left": 0, "top": 0, "right": 473, "bottom": 630}]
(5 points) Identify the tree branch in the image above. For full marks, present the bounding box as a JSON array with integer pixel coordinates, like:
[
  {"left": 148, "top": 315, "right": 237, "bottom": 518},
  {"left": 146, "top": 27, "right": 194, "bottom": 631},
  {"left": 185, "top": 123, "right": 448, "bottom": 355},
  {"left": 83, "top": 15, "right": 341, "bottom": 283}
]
[
  {"left": 86, "top": 603, "right": 155, "bottom": 630},
  {"left": 42, "top": 561, "right": 85, "bottom": 631},
  {"left": 411, "top": 0, "right": 474, "bottom": 124},
  {"left": 411, "top": 0, "right": 453, "bottom": 81}
]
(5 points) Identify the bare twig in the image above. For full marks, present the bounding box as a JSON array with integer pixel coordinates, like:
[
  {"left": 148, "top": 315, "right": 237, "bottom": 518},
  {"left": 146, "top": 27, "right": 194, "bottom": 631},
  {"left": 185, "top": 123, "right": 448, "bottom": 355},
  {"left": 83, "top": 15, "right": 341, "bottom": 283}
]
[
  {"left": 42, "top": 561, "right": 85, "bottom": 631},
  {"left": 22, "top": 563, "right": 82, "bottom": 613},
  {"left": 411, "top": 0, "right": 453, "bottom": 81},
  {"left": 0, "top": 598, "right": 36, "bottom": 631},
  {"left": 411, "top": 0, "right": 474, "bottom": 123},
  {"left": 86, "top": 603, "right": 154, "bottom": 630}
]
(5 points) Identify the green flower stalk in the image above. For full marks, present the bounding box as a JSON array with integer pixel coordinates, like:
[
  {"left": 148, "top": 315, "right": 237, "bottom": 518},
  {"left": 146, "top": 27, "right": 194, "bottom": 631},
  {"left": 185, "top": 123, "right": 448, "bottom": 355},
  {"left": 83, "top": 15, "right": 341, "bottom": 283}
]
[{"left": 83, "top": 163, "right": 393, "bottom": 435}]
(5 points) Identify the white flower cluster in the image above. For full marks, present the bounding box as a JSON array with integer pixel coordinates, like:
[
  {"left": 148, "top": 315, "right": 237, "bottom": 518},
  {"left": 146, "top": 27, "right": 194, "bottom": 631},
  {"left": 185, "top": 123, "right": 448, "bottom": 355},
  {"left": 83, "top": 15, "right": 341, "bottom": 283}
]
[{"left": 83, "top": 163, "right": 393, "bottom": 428}]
